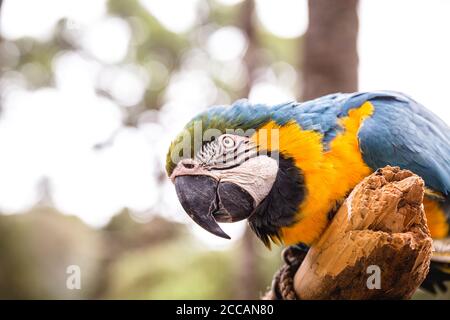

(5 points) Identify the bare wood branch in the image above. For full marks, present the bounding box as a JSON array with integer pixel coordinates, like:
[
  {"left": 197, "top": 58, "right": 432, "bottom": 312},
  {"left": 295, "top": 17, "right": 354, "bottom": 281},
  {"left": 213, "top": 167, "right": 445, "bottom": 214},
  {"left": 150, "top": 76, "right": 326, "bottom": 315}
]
[{"left": 294, "top": 166, "right": 432, "bottom": 299}]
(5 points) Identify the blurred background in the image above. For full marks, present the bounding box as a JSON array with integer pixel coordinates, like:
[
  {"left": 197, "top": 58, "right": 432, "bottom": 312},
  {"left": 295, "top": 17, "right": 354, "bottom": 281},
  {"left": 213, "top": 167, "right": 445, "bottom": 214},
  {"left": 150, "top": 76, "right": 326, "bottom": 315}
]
[{"left": 0, "top": 0, "right": 449, "bottom": 299}]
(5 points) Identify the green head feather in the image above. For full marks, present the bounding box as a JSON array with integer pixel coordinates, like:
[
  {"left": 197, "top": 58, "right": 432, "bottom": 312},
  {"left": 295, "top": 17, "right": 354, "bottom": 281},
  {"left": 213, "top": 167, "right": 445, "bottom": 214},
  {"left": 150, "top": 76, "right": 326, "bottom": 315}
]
[{"left": 165, "top": 100, "right": 273, "bottom": 176}]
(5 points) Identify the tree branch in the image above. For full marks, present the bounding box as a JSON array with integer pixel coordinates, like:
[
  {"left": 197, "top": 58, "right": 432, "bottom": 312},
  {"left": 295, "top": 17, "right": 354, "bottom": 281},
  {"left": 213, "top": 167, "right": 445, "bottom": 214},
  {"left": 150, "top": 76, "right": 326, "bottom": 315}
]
[{"left": 265, "top": 166, "right": 433, "bottom": 300}]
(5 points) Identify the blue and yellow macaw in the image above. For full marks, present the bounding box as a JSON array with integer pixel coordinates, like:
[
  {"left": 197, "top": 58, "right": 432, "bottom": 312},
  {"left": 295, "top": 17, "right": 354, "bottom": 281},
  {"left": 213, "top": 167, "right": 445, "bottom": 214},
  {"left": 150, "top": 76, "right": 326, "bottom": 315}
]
[{"left": 166, "top": 91, "right": 450, "bottom": 293}]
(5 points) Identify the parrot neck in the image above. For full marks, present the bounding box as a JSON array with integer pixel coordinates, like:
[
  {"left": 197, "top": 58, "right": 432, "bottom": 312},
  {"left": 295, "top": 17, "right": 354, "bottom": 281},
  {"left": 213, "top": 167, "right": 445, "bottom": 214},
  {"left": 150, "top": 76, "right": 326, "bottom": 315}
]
[
  {"left": 279, "top": 102, "right": 375, "bottom": 245},
  {"left": 248, "top": 152, "right": 305, "bottom": 248},
  {"left": 250, "top": 102, "right": 375, "bottom": 246}
]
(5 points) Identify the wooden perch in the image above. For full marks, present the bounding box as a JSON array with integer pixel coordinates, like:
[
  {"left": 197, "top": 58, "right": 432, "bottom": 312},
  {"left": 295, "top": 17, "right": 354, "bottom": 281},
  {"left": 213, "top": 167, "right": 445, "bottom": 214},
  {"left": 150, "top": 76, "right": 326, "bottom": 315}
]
[{"left": 266, "top": 166, "right": 433, "bottom": 300}]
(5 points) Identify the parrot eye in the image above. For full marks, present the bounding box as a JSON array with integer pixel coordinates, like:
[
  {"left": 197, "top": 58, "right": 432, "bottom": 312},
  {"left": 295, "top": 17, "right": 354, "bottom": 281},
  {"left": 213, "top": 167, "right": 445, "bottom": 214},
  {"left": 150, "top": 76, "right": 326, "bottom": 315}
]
[{"left": 222, "top": 136, "right": 235, "bottom": 149}]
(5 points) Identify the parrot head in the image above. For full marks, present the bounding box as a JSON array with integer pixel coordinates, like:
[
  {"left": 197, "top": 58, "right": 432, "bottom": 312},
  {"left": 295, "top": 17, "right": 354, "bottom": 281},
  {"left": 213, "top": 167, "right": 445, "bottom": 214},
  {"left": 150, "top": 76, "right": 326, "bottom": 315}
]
[
  {"left": 166, "top": 100, "right": 305, "bottom": 246},
  {"left": 169, "top": 134, "right": 278, "bottom": 239}
]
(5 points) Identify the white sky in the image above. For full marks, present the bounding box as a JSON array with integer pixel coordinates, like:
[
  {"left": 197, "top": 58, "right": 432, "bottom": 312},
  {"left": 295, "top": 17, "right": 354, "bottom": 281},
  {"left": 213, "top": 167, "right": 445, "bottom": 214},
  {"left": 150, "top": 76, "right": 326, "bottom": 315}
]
[
  {"left": 0, "top": 0, "right": 449, "bottom": 248},
  {"left": 359, "top": 0, "right": 450, "bottom": 122}
]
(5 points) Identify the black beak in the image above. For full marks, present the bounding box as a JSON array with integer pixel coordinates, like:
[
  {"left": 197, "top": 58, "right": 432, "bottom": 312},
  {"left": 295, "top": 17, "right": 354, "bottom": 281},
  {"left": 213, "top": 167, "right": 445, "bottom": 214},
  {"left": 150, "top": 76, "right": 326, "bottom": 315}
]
[
  {"left": 216, "top": 182, "right": 255, "bottom": 222},
  {"left": 174, "top": 175, "right": 255, "bottom": 239},
  {"left": 175, "top": 175, "right": 230, "bottom": 239}
]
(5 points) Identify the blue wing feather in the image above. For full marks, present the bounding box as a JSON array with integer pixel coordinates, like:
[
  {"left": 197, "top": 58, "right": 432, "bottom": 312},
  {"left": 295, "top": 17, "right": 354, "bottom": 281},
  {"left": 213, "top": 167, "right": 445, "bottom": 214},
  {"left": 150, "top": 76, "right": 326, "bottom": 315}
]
[
  {"left": 186, "top": 91, "right": 450, "bottom": 195},
  {"left": 351, "top": 92, "right": 450, "bottom": 195},
  {"left": 267, "top": 91, "right": 450, "bottom": 195}
]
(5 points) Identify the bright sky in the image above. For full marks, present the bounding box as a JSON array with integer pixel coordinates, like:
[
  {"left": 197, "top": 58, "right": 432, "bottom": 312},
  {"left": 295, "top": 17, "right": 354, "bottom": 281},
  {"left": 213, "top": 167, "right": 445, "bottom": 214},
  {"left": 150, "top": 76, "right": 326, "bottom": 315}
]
[
  {"left": 359, "top": 0, "right": 450, "bottom": 122},
  {"left": 0, "top": 0, "right": 449, "bottom": 248}
]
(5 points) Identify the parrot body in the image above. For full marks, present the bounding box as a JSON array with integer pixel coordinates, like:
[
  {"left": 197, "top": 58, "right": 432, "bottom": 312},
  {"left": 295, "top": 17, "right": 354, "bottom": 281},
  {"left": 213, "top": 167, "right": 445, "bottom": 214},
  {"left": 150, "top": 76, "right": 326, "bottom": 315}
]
[{"left": 167, "top": 90, "right": 450, "bottom": 293}]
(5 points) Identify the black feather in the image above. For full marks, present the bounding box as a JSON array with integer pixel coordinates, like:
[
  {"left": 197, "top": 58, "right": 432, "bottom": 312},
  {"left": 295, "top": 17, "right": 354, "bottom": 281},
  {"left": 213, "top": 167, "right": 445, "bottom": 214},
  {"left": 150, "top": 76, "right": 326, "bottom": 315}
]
[
  {"left": 420, "top": 261, "right": 450, "bottom": 294},
  {"left": 248, "top": 152, "right": 305, "bottom": 247}
]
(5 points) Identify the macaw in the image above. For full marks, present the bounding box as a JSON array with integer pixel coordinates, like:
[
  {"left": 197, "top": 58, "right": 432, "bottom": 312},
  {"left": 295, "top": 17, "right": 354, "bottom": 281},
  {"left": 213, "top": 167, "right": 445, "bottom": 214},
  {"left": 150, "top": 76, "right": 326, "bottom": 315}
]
[{"left": 166, "top": 91, "right": 450, "bottom": 293}]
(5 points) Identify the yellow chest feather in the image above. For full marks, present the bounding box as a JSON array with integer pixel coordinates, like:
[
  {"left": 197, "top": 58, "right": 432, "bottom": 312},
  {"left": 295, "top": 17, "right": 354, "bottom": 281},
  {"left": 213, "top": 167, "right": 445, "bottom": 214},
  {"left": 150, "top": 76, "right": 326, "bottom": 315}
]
[{"left": 252, "top": 102, "right": 375, "bottom": 245}]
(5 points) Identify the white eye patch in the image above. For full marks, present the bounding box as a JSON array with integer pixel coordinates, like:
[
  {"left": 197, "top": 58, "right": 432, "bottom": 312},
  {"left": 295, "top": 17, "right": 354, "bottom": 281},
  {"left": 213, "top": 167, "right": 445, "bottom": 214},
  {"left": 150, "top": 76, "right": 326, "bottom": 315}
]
[
  {"left": 196, "top": 134, "right": 257, "bottom": 169},
  {"left": 218, "top": 155, "right": 278, "bottom": 207}
]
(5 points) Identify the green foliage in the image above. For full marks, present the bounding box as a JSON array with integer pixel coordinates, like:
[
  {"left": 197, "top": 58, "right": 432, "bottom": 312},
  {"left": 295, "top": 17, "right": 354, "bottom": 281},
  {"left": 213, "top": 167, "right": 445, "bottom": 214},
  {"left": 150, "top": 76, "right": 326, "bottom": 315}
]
[
  {"left": 0, "top": 0, "right": 297, "bottom": 300},
  {"left": 104, "top": 242, "right": 234, "bottom": 299},
  {"left": 0, "top": 208, "right": 104, "bottom": 299}
]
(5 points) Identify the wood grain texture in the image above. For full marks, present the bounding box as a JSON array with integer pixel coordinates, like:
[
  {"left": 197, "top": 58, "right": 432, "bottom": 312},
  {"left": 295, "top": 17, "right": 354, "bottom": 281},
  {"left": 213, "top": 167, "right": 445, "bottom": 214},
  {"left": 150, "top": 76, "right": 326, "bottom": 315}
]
[{"left": 294, "top": 166, "right": 432, "bottom": 299}]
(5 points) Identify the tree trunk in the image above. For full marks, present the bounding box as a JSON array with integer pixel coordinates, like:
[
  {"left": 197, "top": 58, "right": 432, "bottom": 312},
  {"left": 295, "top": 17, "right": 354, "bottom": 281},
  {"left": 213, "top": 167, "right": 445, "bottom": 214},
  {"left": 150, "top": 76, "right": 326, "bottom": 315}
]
[
  {"left": 240, "top": 0, "right": 258, "bottom": 97},
  {"left": 235, "top": 226, "right": 261, "bottom": 299},
  {"left": 302, "top": 0, "right": 359, "bottom": 100},
  {"left": 234, "top": 0, "right": 262, "bottom": 300}
]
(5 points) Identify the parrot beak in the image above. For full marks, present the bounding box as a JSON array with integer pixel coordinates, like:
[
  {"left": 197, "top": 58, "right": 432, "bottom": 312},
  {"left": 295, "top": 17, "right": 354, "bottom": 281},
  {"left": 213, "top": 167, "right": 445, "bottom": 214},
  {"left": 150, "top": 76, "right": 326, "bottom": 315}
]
[
  {"left": 174, "top": 175, "right": 231, "bottom": 239},
  {"left": 172, "top": 158, "right": 257, "bottom": 239}
]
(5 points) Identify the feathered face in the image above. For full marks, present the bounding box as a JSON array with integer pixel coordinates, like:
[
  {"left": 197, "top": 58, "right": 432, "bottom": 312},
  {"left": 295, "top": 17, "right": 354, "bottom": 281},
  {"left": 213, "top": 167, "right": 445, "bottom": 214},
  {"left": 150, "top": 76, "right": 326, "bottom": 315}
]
[{"left": 169, "top": 133, "right": 279, "bottom": 239}]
